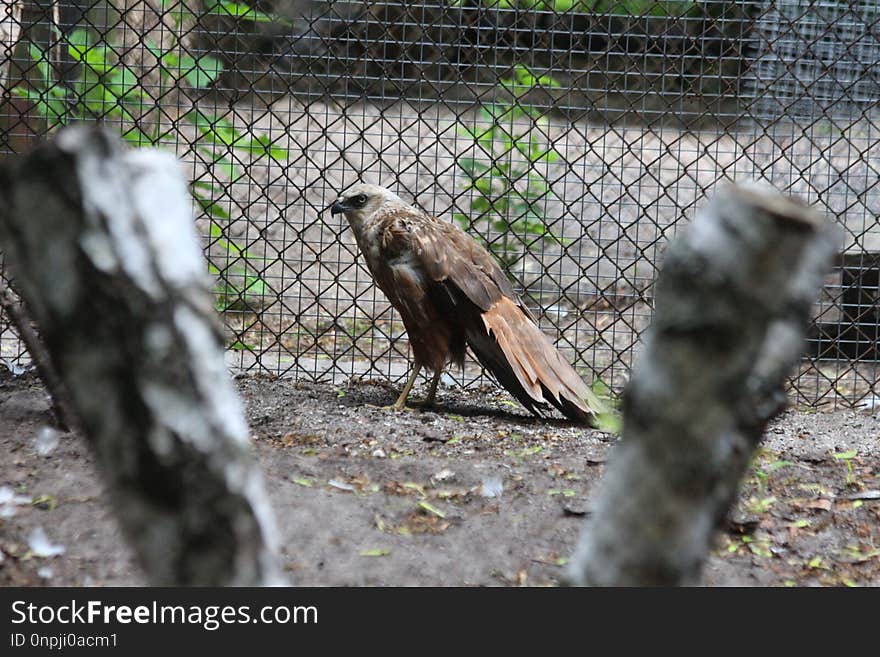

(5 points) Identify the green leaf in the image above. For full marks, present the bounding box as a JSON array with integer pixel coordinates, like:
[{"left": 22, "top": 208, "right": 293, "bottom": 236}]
[
  {"left": 28, "top": 45, "right": 53, "bottom": 90},
  {"left": 474, "top": 178, "right": 493, "bottom": 195},
  {"left": 66, "top": 29, "right": 92, "bottom": 62},
  {"left": 209, "top": 224, "right": 243, "bottom": 256},
  {"left": 160, "top": 49, "right": 180, "bottom": 69},
  {"left": 196, "top": 146, "right": 239, "bottom": 179},
  {"left": 183, "top": 109, "right": 216, "bottom": 131},
  {"left": 476, "top": 129, "right": 496, "bottom": 151},
  {"left": 418, "top": 501, "right": 446, "bottom": 518},
  {"left": 359, "top": 548, "right": 391, "bottom": 557},
  {"left": 470, "top": 196, "right": 491, "bottom": 213},
  {"left": 553, "top": 0, "right": 578, "bottom": 11},
  {"left": 87, "top": 44, "right": 116, "bottom": 74},
  {"left": 243, "top": 273, "right": 267, "bottom": 296},
  {"left": 182, "top": 54, "right": 224, "bottom": 89},
  {"left": 120, "top": 125, "right": 158, "bottom": 148},
  {"left": 548, "top": 489, "right": 577, "bottom": 498},
  {"left": 453, "top": 213, "right": 471, "bottom": 229},
  {"left": 195, "top": 194, "right": 232, "bottom": 221},
  {"left": 204, "top": 0, "right": 293, "bottom": 26},
  {"left": 13, "top": 87, "right": 67, "bottom": 126},
  {"left": 106, "top": 66, "right": 141, "bottom": 98},
  {"left": 269, "top": 145, "right": 289, "bottom": 163}
]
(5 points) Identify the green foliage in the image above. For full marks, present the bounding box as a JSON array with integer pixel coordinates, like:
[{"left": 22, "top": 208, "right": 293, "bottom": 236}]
[
  {"left": 454, "top": 65, "right": 568, "bottom": 268},
  {"left": 832, "top": 450, "right": 859, "bottom": 486},
  {"left": 12, "top": 1, "right": 289, "bottom": 312},
  {"left": 452, "top": 0, "right": 697, "bottom": 17},
  {"left": 582, "top": 0, "right": 697, "bottom": 16},
  {"left": 204, "top": 0, "right": 293, "bottom": 25}
]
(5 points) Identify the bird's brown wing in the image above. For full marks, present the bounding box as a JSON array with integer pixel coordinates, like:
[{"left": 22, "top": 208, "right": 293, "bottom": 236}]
[{"left": 377, "top": 209, "right": 604, "bottom": 424}]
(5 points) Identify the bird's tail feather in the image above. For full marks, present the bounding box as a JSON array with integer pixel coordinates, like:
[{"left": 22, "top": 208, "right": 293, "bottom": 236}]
[{"left": 466, "top": 296, "right": 606, "bottom": 425}]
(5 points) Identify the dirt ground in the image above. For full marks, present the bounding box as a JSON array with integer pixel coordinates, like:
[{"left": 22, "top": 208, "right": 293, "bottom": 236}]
[{"left": 1, "top": 368, "right": 878, "bottom": 587}]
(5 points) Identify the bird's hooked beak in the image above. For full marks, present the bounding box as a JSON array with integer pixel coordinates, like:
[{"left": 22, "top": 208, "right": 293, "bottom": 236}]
[{"left": 329, "top": 199, "right": 347, "bottom": 215}]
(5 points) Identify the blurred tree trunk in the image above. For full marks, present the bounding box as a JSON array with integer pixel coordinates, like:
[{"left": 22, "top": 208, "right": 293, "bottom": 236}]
[
  {"left": 566, "top": 185, "right": 839, "bottom": 586},
  {"left": 0, "top": 125, "right": 284, "bottom": 586}
]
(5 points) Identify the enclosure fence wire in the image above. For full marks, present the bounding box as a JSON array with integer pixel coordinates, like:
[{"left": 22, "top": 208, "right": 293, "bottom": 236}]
[{"left": 1, "top": 0, "right": 878, "bottom": 409}]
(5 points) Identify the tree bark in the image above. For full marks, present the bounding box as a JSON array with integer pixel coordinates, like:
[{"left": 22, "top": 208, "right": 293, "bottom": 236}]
[
  {"left": 565, "top": 184, "right": 839, "bottom": 586},
  {"left": 0, "top": 125, "right": 284, "bottom": 586}
]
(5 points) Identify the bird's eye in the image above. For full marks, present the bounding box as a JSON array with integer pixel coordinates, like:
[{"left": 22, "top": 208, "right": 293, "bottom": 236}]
[{"left": 354, "top": 194, "right": 367, "bottom": 206}]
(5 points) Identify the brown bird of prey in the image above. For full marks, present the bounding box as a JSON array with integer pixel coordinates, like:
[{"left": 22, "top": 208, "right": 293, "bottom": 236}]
[{"left": 330, "top": 183, "right": 606, "bottom": 424}]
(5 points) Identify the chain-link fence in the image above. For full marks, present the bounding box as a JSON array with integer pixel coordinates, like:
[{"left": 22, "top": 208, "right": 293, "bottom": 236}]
[{"left": 1, "top": 0, "right": 879, "bottom": 408}]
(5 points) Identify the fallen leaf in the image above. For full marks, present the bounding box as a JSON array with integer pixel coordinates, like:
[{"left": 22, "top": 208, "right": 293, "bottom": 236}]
[
  {"left": 436, "top": 488, "right": 470, "bottom": 501},
  {"left": 31, "top": 495, "right": 57, "bottom": 511},
  {"left": 328, "top": 479, "right": 355, "bottom": 492},
  {"left": 402, "top": 482, "right": 426, "bottom": 497},
  {"left": 418, "top": 501, "right": 446, "bottom": 518},
  {"left": 291, "top": 477, "right": 313, "bottom": 487},
  {"left": 534, "top": 552, "right": 569, "bottom": 567},
  {"left": 402, "top": 513, "right": 450, "bottom": 534},
  {"left": 360, "top": 548, "right": 391, "bottom": 557}
]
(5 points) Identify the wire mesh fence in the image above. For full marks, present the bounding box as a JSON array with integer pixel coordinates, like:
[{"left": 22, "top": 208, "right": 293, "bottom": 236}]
[{"left": 1, "top": 0, "right": 878, "bottom": 409}]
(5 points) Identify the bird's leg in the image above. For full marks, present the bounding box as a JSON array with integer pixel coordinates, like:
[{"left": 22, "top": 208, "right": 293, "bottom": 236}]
[
  {"left": 388, "top": 364, "right": 421, "bottom": 411},
  {"left": 408, "top": 368, "right": 442, "bottom": 408},
  {"left": 423, "top": 368, "right": 442, "bottom": 406}
]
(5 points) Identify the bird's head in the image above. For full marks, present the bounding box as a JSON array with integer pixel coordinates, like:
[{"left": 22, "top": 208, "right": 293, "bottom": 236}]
[{"left": 329, "top": 184, "right": 404, "bottom": 232}]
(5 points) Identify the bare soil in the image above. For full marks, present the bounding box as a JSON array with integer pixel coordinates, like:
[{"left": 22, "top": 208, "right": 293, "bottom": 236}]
[{"left": 1, "top": 368, "right": 878, "bottom": 587}]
